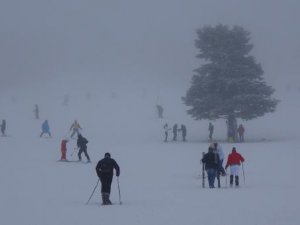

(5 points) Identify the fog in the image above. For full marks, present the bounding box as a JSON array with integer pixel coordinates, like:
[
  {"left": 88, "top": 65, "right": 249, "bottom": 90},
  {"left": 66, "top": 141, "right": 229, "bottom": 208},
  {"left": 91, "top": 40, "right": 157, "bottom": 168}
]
[{"left": 1, "top": 0, "right": 299, "bottom": 92}]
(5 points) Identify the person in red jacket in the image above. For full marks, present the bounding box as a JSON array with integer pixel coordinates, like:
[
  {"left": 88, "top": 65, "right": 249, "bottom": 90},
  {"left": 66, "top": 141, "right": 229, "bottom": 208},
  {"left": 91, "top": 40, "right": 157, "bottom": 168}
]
[
  {"left": 61, "top": 139, "right": 69, "bottom": 161},
  {"left": 225, "top": 147, "right": 245, "bottom": 187}
]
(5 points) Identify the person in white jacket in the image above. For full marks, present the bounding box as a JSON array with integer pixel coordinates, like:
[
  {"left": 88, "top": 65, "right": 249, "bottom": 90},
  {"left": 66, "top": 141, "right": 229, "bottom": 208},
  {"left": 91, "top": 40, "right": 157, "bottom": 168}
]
[{"left": 211, "top": 142, "right": 226, "bottom": 176}]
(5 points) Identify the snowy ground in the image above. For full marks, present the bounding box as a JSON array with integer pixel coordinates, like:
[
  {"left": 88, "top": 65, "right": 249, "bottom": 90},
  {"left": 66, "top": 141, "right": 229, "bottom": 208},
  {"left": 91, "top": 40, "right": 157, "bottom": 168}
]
[{"left": 0, "top": 78, "right": 300, "bottom": 225}]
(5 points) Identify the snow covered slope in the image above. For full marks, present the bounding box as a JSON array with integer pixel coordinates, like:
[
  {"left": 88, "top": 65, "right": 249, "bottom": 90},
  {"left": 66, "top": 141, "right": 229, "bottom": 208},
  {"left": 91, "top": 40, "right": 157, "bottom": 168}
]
[{"left": 0, "top": 75, "right": 299, "bottom": 225}]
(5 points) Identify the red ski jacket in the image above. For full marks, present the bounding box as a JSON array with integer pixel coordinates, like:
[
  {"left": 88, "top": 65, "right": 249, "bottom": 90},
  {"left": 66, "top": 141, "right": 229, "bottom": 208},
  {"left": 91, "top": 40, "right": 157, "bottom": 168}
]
[
  {"left": 61, "top": 140, "right": 68, "bottom": 151},
  {"left": 225, "top": 151, "right": 245, "bottom": 169}
]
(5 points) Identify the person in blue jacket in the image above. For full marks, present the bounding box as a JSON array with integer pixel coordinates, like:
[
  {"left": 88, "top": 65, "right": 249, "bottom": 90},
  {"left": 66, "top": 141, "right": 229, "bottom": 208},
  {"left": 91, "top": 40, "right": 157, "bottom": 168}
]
[{"left": 40, "top": 120, "right": 52, "bottom": 137}]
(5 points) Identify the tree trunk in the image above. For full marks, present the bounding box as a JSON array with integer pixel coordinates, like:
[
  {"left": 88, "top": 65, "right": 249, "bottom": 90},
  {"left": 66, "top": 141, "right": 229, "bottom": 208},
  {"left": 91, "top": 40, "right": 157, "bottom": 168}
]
[{"left": 226, "top": 115, "right": 237, "bottom": 142}]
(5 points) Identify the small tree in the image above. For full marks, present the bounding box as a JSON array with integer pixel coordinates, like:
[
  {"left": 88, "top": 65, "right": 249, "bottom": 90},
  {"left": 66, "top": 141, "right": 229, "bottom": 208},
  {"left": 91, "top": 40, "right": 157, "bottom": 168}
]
[{"left": 183, "top": 24, "right": 279, "bottom": 141}]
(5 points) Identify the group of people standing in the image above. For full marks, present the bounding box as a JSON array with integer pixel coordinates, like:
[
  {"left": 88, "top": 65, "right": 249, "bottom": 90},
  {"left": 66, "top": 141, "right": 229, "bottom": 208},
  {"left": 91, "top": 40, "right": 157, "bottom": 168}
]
[
  {"left": 202, "top": 142, "right": 245, "bottom": 188},
  {"left": 208, "top": 122, "right": 246, "bottom": 143},
  {"left": 163, "top": 123, "right": 187, "bottom": 142},
  {"left": 60, "top": 120, "right": 90, "bottom": 162}
]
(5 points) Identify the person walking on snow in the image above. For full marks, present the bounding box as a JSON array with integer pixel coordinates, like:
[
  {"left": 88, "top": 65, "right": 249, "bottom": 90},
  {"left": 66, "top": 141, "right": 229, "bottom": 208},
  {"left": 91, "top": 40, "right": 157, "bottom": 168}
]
[
  {"left": 212, "top": 142, "right": 226, "bottom": 176},
  {"left": 202, "top": 146, "right": 220, "bottom": 188},
  {"left": 60, "top": 139, "right": 68, "bottom": 161},
  {"left": 95, "top": 153, "right": 120, "bottom": 205},
  {"left": 208, "top": 122, "right": 214, "bottom": 141},
  {"left": 225, "top": 147, "right": 245, "bottom": 187},
  {"left": 70, "top": 120, "right": 82, "bottom": 138},
  {"left": 40, "top": 120, "right": 52, "bottom": 137},
  {"left": 1, "top": 119, "right": 6, "bottom": 136},
  {"left": 237, "top": 124, "right": 245, "bottom": 142},
  {"left": 172, "top": 124, "right": 178, "bottom": 141},
  {"left": 163, "top": 123, "right": 171, "bottom": 142},
  {"left": 34, "top": 104, "right": 39, "bottom": 119},
  {"left": 77, "top": 134, "right": 90, "bottom": 162},
  {"left": 180, "top": 124, "right": 187, "bottom": 142}
]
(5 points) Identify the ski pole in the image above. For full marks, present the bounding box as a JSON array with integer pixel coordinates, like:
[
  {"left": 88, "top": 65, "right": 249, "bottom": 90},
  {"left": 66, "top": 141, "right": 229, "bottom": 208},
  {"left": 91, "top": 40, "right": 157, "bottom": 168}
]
[
  {"left": 201, "top": 152, "right": 205, "bottom": 188},
  {"left": 117, "top": 177, "right": 122, "bottom": 205},
  {"left": 242, "top": 162, "right": 245, "bottom": 185},
  {"left": 86, "top": 179, "right": 100, "bottom": 205},
  {"left": 70, "top": 147, "right": 78, "bottom": 157},
  {"left": 225, "top": 169, "right": 228, "bottom": 188}
]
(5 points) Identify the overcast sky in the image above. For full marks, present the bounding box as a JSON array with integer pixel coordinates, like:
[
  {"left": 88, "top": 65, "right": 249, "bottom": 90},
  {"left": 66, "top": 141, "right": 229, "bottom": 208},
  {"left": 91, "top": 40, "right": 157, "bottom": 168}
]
[{"left": 0, "top": 0, "right": 299, "bottom": 91}]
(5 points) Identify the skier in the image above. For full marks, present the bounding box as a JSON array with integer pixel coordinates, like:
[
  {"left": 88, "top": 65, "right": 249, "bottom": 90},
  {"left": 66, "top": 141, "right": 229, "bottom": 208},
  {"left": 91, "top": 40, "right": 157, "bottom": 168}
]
[
  {"left": 172, "top": 124, "right": 178, "bottom": 141},
  {"left": 163, "top": 123, "right": 171, "bottom": 142},
  {"left": 69, "top": 120, "right": 82, "bottom": 138},
  {"left": 1, "top": 119, "right": 6, "bottom": 136},
  {"left": 212, "top": 142, "right": 226, "bottom": 176},
  {"left": 237, "top": 124, "right": 245, "bottom": 142},
  {"left": 202, "top": 146, "right": 220, "bottom": 188},
  {"left": 40, "top": 120, "right": 52, "bottom": 137},
  {"left": 34, "top": 104, "right": 39, "bottom": 119},
  {"left": 60, "top": 139, "right": 68, "bottom": 161},
  {"left": 180, "top": 124, "right": 187, "bottom": 142},
  {"left": 95, "top": 153, "right": 120, "bottom": 205},
  {"left": 77, "top": 134, "right": 90, "bottom": 162},
  {"left": 156, "top": 105, "right": 164, "bottom": 118},
  {"left": 208, "top": 122, "right": 214, "bottom": 141},
  {"left": 225, "top": 147, "right": 245, "bottom": 187}
]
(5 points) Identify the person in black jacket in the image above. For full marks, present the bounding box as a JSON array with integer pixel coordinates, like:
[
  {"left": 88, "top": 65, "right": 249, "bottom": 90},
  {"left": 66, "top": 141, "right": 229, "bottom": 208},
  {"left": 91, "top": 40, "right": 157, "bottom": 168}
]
[
  {"left": 172, "top": 124, "right": 178, "bottom": 141},
  {"left": 95, "top": 153, "right": 120, "bottom": 205},
  {"left": 1, "top": 119, "right": 6, "bottom": 136},
  {"left": 77, "top": 134, "right": 90, "bottom": 162},
  {"left": 180, "top": 124, "right": 187, "bottom": 142},
  {"left": 202, "top": 147, "right": 220, "bottom": 188}
]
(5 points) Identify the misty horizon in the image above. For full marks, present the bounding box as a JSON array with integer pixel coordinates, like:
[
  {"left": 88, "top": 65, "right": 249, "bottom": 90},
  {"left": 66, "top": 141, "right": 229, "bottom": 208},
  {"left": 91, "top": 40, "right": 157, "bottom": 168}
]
[{"left": 0, "top": 0, "right": 299, "bottom": 93}]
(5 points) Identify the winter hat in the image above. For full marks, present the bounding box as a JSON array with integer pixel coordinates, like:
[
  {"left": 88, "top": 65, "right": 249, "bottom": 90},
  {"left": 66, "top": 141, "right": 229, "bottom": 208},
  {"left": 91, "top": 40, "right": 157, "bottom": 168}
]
[{"left": 105, "top": 152, "right": 111, "bottom": 158}]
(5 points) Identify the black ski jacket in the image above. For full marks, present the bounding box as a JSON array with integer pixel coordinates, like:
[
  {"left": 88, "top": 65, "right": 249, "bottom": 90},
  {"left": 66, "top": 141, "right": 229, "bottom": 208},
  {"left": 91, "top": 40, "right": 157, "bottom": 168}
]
[
  {"left": 202, "top": 151, "right": 219, "bottom": 170},
  {"left": 77, "top": 135, "right": 88, "bottom": 148},
  {"left": 96, "top": 157, "right": 120, "bottom": 177}
]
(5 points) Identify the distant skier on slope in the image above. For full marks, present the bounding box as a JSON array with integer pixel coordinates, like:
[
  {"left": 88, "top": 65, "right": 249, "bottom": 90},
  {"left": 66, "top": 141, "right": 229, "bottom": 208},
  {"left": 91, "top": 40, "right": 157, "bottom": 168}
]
[
  {"left": 237, "top": 124, "right": 245, "bottom": 142},
  {"left": 163, "top": 123, "right": 171, "bottom": 142},
  {"left": 225, "top": 147, "right": 245, "bottom": 187},
  {"left": 208, "top": 122, "right": 214, "bottom": 141},
  {"left": 202, "top": 146, "right": 219, "bottom": 188},
  {"left": 34, "top": 104, "right": 39, "bottom": 119},
  {"left": 1, "top": 119, "right": 6, "bottom": 136},
  {"left": 172, "top": 124, "right": 178, "bottom": 141},
  {"left": 77, "top": 134, "right": 90, "bottom": 162},
  {"left": 156, "top": 105, "right": 164, "bottom": 118},
  {"left": 60, "top": 139, "right": 68, "bottom": 161},
  {"left": 95, "top": 153, "right": 120, "bottom": 205},
  {"left": 180, "top": 124, "right": 187, "bottom": 142},
  {"left": 69, "top": 120, "right": 82, "bottom": 138},
  {"left": 40, "top": 120, "right": 52, "bottom": 138}
]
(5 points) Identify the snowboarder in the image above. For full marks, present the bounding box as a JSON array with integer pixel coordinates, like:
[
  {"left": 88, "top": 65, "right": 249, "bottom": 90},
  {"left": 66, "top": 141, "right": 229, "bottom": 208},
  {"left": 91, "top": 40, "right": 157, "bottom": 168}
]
[
  {"left": 60, "top": 139, "right": 68, "bottom": 161},
  {"left": 69, "top": 120, "right": 82, "bottom": 138},
  {"left": 202, "top": 146, "right": 219, "bottom": 188},
  {"left": 156, "top": 105, "right": 164, "bottom": 118},
  {"left": 1, "top": 119, "right": 6, "bottom": 136},
  {"left": 208, "top": 122, "right": 214, "bottom": 141},
  {"left": 34, "top": 104, "right": 39, "bottom": 119},
  {"left": 225, "top": 147, "right": 245, "bottom": 187},
  {"left": 163, "top": 123, "right": 171, "bottom": 142},
  {"left": 77, "top": 134, "right": 90, "bottom": 162},
  {"left": 40, "top": 120, "right": 52, "bottom": 137},
  {"left": 237, "top": 124, "right": 245, "bottom": 142},
  {"left": 172, "top": 124, "right": 178, "bottom": 141},
  {"left": 180, "top": 124, "right": 187, "bottom": 142},
  {"left": 95, "top": 152, "right": 120, "bottom": 205}
]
